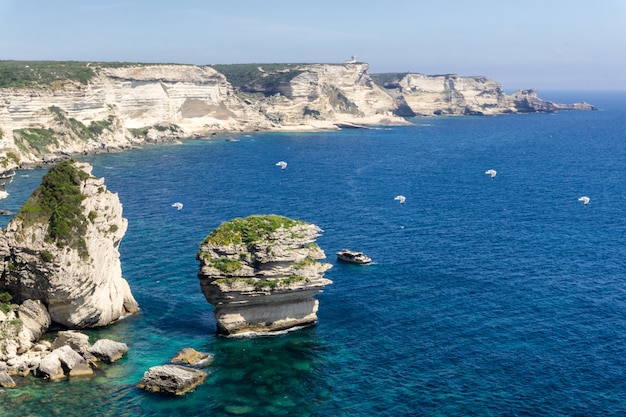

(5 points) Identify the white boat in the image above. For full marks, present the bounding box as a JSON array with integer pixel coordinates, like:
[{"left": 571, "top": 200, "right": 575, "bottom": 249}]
[{"left": 336, "top": 249, "right": 371, "bottom": 264}]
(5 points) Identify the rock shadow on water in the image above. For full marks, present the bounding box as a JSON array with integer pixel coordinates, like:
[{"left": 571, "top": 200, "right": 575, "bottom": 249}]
[{"left": 207, "top": 328, "right": 333, "bottom": 416}]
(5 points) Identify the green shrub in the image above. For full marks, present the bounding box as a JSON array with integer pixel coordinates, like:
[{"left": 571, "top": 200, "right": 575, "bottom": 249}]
[
  {"left": 203, "top": 214, "right": 305, "bottom": 246},
  {"left": 40, "top": 250, "right": 54, "bottom": 262},
  {"left": 13, "top": 127, "right": 58, "bottom": 154},
  {"left": 0, "top": 60, "right": 96, "bottom": 88},
  {"left": 128, "top": 123, "right": 182, "bottom": 138},
  {"left": 303, "top": 106, "right": 321, "bottom": 118},
  {"left": 17, "top": 160, "right": 91, "bottom": 259},
  {"left": 211, "top": 64, "right": 305, "bottom": 90},
  {"left": 209, "top": 257, "right": 242, "bottom": 274},
  {"left": 0, "top": 151, "right": 19, "bottom": 169},
  {"left": 0, "top": 292, "right": 12, "bottom": 313},
  {"left": 293, "top": 256, "right": 317, "bottom": 270}
]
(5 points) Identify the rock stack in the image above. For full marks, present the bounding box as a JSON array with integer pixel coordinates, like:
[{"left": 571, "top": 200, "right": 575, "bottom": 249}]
[
  {"left": 1, "top": 160, "right": 138, "bottom": 328},
  {"left": 197, "top": 214, "right": 332, "bottom": 336},
  {"left": 0, "top": 160, "right": 136, "bottom": 383}
]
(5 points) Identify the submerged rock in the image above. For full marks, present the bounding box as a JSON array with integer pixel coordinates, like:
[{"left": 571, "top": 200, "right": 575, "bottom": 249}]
[
  {"left": 0, "top": 371, "right": 15, "bottom": 387},
  {"left": 197, "top": 214, "right": 332, "bottom": 336},
  {"left": 170, "top": 347, "right": 213, "bottom": 367},
  {"left": 1, "top": 160, "right": 139, "bottom": 328},
  {"left": 137, "top": 365, "right": 207, "bottom": 395}
]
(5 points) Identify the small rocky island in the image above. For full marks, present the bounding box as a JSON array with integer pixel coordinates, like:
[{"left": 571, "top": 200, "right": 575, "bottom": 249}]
[{"left": 197, "top": 214, "right": 332, "bottom": 336}]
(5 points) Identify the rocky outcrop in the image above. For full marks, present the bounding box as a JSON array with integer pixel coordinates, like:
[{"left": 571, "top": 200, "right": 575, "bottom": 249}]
[
  {"left": 52, "top": 330, "right": 91, "bottom": 352},
  {"left": 1, "top": 160, "right": 138, "bottom": 328},
  {"left": 371, "top": 73, "right": 597, "bottom": 116},
  {"left": 0, "top": 298, "right": 49, "bottom": 361},
  {"left": 0, "top": 317, "right": 127, "bottom": 381},
  {"left": 0, "top": 160, "right": 135, "bottom": 382},
  {"left": 197, "top": 214, "right": 332, "bottom": 336},
  {"left": 38, "top": 345, "right": 93, "bottom": 380},
  {"left": 0, "top": 64, "right": 272, "bottom": 166},
  {"left": 138, "top": 365, "right": 207, "bottom": 395}
]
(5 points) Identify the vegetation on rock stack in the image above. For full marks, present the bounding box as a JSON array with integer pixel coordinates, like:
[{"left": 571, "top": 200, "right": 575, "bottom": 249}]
[
  {"left": 202, "top": 214, "right": 304, "bottom": 247},
  {"left": 16, "top": 160, "right": 91, "bottom": 259}
]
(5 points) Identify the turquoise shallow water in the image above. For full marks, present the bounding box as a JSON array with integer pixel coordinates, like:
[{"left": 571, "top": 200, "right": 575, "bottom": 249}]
[{"left": 1, "top": 91, "right": 626, "bottom": 416}]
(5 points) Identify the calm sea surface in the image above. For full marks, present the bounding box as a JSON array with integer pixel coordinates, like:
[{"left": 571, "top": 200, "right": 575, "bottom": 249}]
[{"left": 1, "top": 91, "right": 625, "bottom": 416}]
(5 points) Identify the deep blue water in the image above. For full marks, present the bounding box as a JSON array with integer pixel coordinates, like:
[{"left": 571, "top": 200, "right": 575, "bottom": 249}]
[{"left": 1, "top": 91, "right": 626, "bottom": 416}]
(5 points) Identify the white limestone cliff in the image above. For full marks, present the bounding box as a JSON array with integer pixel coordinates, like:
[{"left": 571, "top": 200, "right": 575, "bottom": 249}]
[
  {"left": 0, "top": 62, "right": 595, "bottom": 168},
  {"left": 1, "top": 160, "right": 138, "bottom": 328},
  {"left": 197, "top": 215, "right": 332, "bottom": 336},
  {"left": 0, "top": 64, "right": 272, "bottom": 165},
  {"left": 374, "top": 73, "right": 596, "bottom": 116},
  {"left": 241, "top": 63, "right": 405, "bottom": 129}
]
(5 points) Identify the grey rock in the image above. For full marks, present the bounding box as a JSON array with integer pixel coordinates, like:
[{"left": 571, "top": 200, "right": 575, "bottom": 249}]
[
  {"left": 55, "top": 345, "right": 93, "bottom": 377},
  {"left": 52, "top": 330, "right": 90, "bottom": 353},
  {"left": 38, "top": 351, "right": 65, "bottom": 380},
  {"left": 0, "top": 371, "right": 15, "bottom": 388},
  {"left": 137, "top": 365, "right": 207, "bottom": 395},
  {"left": 17, "top": 299, "right": 51, "bottom": 341},
  {"left": 87, "top": 339, "right": 128, "bottom": 363},
  {"left": 37, "top": 346, "right": 94, "bottom": 379}
]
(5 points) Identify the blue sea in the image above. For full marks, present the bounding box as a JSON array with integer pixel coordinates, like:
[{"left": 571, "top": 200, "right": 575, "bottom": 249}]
[{"left": 1, "top": 91, "right": 626, "bottom": 416}]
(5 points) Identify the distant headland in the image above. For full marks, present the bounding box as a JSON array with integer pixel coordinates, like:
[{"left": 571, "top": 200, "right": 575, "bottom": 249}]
[{"left": 0, "top": 60, "right": 596, "bottom": 169}]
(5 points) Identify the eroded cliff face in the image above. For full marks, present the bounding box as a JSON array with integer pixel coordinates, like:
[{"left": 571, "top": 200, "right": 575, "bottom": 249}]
[
  {"left": 0, "top": 63, "right": 407, "bottom": 167},
  {"left": 0, "top": 62, "right": 595, "bottom": 168},
  {"left": 373, "top": 73, "right": 596, "bottom": 116},
  {"left": 239, "top": 63, "right": 403, "bottom": 129},
  {"left": 1, "top": 160, "right": 138, "bottom": 328},
  {"left": 197, "top": 215, "right": 332, "bottom": 336},
  {"left": 0, "top": 64, "right": 273, "bottom": 165}
]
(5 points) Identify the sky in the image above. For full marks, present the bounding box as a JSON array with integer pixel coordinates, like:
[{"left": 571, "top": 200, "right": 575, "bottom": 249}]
[{"left": 0, "top": 0, "right": 624, "bottom": 91}]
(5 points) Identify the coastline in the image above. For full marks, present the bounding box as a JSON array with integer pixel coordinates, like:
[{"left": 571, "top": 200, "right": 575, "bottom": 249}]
[{"left": 0, "top": 62, "right": 595, "bottom": 170}]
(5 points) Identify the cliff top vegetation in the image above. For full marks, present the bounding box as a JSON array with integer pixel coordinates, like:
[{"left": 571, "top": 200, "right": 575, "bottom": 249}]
[
  {"left": 0, "top": 60, "right": 171, "bottom": 88},
  {"left": 16, "top": 160, "right": 91, "bottom": 258},
  {"left": 0, "top": 61, "right": 96, "bottom": 88},
  {"left": 210, "top": 63, "right": 307, "bottom": 91},
  {"left": 202, "top": 214, "right": 305, "bottom": 246}
]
